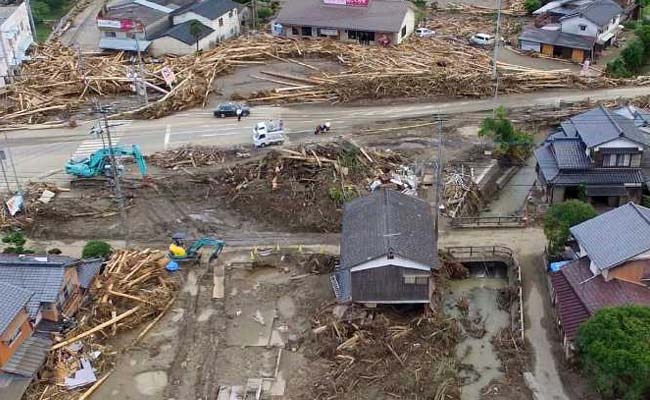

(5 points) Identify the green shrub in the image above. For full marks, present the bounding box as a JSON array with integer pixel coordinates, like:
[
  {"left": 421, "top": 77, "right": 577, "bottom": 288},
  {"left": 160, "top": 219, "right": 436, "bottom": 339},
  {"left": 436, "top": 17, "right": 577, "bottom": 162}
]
[
  {"left": 524, "top": 0, "right": 541, "bottom": 14},
  {"left": 256, "top": 7, "right": 273, "bottom": 20},
  {"left": 328, "top": 186, "right": 359, "bottom": 204},
  {"left": 82, "top": 240, "right": 112, "bottom": 259},
  {"left": 642, "top": 194, "right": 650, "bottom": 208},
  {"left": 577, "top": 306, "right": 650, "bottom": 400},
  {"left": 543, "top": 199, "right": 597, "bottom": 255},
  {"left": 2, "top": 231, "right": 26, "bottom": 247},
  {"left": 606, "top": 57, "right": 632, "bottom": 78},
  {"left": 478, "top": 106, "right": 534, "bottom": 162},
  {"left": 621, "top": 39, "right": 645, "bottom": 72},
  {"left": 47, "top": 248, "right": 62, "bottom": 255}
]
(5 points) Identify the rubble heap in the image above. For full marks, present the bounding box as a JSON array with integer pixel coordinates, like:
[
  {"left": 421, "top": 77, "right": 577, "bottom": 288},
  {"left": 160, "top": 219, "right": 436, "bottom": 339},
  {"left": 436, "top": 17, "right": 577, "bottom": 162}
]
[{"left": 148, "top": 145, "right": 251, "bottom": 169}]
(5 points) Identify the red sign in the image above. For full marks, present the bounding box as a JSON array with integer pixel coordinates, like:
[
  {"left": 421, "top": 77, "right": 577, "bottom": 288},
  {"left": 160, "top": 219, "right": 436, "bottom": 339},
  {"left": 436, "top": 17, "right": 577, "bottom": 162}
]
[
  {"left": 97, "top": 18, "right": 143, "bottom": 31},
  {"left": 323, "top": 0, "right": 369, "bottom": 6}
]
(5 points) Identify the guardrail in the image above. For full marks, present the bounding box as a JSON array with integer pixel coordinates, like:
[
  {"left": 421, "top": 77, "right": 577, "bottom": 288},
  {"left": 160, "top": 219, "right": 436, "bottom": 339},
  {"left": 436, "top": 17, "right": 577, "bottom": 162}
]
[
  {"left": 443, "top": 245, "right": 514, "bottom": 261},
  {"left": 449, "top": 215, "right": 527, "bottom": 228}
]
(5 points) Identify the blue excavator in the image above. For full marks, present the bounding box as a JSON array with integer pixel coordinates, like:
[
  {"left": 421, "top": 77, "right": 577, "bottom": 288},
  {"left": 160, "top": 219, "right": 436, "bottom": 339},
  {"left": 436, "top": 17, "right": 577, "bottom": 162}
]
[
  {"left": 65, "top": 144, "right": 148, "bottom": 179},
  {"left": 166, "top": 233, "right": 225, "bottom": 271}
]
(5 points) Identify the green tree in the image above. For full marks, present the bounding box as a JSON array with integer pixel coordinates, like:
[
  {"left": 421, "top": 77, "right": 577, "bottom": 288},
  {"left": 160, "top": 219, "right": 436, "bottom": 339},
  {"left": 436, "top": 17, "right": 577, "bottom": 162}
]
[
  {"left": 478, "top": 106, "right": 533, "bottom": 162},
  {"left": 2, "top": 231, "right": 34, "bottom": 254},
  {"left": 256, "top": 6, "right": 273, "bottom": 20},
  {"left": 621, "top": 39, "right": 645, "bottom": 72},
  {"left": 576, "top": 306, "right": 650, "bottom": 400},
  {"left": 188, "top": 20, "right": 204, "bottom": 53},
  {"left": 606, "top": 57, "right": 632, "bottom": 78},
  {"left": 543, "top": 199, "right": 597, "bottom": 255},
  {"left": 31, "top": 0, "right": 51, "bottom": 22},
  {"left": 524, "top": 0, "right": 541, "bottom": 14},
  {"left": 635, "top": 24, "right": 650, "bottom": 55},
  {"left": 82, "top": 240, "right": 112, "bottom": 259}
]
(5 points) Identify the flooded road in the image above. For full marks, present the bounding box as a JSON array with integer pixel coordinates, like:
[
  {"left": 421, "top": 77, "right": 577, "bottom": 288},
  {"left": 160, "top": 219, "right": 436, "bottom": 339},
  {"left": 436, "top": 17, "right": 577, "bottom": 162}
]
[{"left": 444, "top": 273, "right": 510, "bottom": 400}]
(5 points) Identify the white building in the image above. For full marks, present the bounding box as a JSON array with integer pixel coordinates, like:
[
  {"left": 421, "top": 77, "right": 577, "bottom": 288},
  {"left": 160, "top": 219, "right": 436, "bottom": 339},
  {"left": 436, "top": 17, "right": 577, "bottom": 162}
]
[{"left": 0, "top": 1, "right": 34, "bottom": 87}]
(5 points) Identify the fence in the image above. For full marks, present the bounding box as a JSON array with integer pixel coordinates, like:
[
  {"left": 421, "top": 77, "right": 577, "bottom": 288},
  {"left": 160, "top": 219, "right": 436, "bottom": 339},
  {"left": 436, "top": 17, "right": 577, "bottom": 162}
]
[
  {"left": 449, "top": 215, "right": 527, "bottom": 228},
  {"left": 443, "top": 245, "right": 514, "bottom": 262}
]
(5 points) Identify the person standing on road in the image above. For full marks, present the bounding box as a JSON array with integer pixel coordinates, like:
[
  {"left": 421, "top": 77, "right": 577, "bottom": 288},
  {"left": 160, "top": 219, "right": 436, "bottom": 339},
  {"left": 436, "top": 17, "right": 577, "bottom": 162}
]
[{"left": 236, "top": 107, "right": 242, "bottom": 122}]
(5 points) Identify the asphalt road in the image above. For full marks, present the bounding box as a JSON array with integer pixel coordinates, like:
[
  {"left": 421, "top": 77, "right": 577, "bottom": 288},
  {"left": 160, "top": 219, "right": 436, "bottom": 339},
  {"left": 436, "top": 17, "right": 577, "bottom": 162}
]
[{"left": 2, "top": 85, "right": 649, "bottom": 190}]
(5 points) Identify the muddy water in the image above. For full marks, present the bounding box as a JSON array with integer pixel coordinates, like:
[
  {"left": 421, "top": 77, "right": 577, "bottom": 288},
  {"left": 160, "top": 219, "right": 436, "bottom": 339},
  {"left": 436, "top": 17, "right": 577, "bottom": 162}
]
[{"left": 444, "top": 276, "right": 510, "bottom": 400}]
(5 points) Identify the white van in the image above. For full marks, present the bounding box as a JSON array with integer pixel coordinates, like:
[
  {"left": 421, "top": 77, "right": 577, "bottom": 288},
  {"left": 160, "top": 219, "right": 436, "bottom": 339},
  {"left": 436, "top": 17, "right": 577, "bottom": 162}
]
[{"left": 253, "top": 121, "right": 285, "bottom": 147}]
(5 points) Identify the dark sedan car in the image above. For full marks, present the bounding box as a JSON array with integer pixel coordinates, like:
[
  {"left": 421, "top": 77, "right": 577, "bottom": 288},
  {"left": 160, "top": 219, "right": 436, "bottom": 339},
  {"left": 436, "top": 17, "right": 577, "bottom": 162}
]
[{"left": 213, "top": 103, "right": 250, "bottom": 118}]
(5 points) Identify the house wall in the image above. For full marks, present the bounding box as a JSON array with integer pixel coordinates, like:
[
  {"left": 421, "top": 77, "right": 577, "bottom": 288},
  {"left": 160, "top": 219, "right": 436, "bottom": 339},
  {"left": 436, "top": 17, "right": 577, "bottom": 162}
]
[
  {"left": 395, "top": 8, "right": 415, "bottom": 44},
  {"left": 607, "top": 259, "right": 650, "bottom": 284},
  {"left": 149, "top": 34, "right": 214, "bottom": 56},
  {"left": 0, "top": 309, "right": 33, "bottom": 367},
  {"left": 561, "top": 16, "right": 599, "bottom": 37},
  {"left": 550, "top": 186, "right": 565, "bottom": 204},
  {"left": 173, "top": 8, "right": 240, "bottom": 42},
  {"left": 42, "top": 266, "right": 82, "bottom": 321},
  {"left": 0, "top": 2, "right": 34, "bottom": 87},
  {"left": 351, "top": 265, "right": 430, "bottom": 303},
  {"left": 521, "top": 39, "right": 541, "bottom": 52}
]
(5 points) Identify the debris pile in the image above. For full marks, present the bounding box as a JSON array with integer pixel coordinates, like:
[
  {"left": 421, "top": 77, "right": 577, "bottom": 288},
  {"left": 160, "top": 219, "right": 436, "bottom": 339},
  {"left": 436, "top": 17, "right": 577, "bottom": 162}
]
[
  {"left": 3, "top": 35, "right": 649, "bottom": 125},
  {"left": 213, "top": 141, "right": 407, "bottom": 232},
  {"left": 0, "top": 182, "right": 66, "bottom": 229},
  {"left": 443, "top": 166, "right": 482, "bottom": 217},
  {"left": 306, "top": 307, "right": 461, "bottom": 399},
  {"left": 148, "top": 145, "right": 250, "bottom": 169},
  {"left": 25, "top": 249, "right": 179, "bottom": 400}
]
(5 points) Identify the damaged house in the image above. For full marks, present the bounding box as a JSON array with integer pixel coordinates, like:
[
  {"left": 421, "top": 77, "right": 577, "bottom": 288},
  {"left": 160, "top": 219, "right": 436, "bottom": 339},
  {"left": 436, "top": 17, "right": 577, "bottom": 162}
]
[
  {"left": 534, "top": 105, "right": 650, "bottom": 206},
  {"left": 0, "top": 255, "right": 103, "bottom": 400},
  {"left": 550, "top": 202, "right": 650, "bottom": 357},
  {"left": 331, "top": 189, "right": 438, "bottom": 306}
]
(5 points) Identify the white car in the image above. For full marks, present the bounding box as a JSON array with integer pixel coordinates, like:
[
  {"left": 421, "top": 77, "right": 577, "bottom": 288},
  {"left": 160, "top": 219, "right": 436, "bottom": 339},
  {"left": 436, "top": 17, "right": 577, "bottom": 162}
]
[
  {"left": 470, "top": 33, "right": 495, "bottom": 47},
  {"left": 415, "top": 28, "right": 435, "bottom": 38}
]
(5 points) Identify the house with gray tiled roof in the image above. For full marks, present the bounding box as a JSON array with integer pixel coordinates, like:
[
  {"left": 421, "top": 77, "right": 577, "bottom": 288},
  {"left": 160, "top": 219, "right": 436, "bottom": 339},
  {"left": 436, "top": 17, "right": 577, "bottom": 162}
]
[
  {"left": 330, "top": 189, "right": 438, "bottom": 305},
  {"left": 534, "top": 105, "right": 650, "bottom": 206},
  {"left": 549, "top": 202, "right": 650, "bottom": 357}
]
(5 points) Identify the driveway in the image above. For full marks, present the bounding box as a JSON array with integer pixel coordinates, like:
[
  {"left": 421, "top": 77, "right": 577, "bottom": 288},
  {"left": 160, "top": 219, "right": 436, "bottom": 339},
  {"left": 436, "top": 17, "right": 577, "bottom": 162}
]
[{"left": 59, "top": 0, "right": 103, "bottom": 51}]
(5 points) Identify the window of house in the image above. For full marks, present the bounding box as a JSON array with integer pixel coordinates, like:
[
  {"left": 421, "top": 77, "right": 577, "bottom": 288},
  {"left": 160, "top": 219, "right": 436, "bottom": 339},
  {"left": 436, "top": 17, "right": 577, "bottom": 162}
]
[
  {"left": 403, "top": 275, "right": 428, "bottom": 285},
  {"left": 219, "top": 18, "right": 223, "bottom": 27},
  {"left": 292, "top": 27, "right": 299, "bottom": 35},
  {"left": 229, "top": 10, "right": 233, "bottom": 18},
  {"left": 8, "top": 326, "right": 22, "bottom": 347},
  {"left": 105, "top": 31, "right": 117, "bottom": 38},
  {"left": 579, "top": 24, "right": 587, "bottom": 31},
  {"left": 401, "top": 25, "right": 406, "bottom": 38},
  {"left": 604, "top": 153, "right": 633, "bottom": 167},
  {"left": 301, "top": 26, "right": 312, "bottom": 36}
]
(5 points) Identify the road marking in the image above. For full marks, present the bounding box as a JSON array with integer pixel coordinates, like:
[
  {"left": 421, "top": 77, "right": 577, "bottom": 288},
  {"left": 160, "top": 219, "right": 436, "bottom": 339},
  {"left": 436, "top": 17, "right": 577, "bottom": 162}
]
[
  {"left": 164, "top": 125, "right": 171, "bottom": 150},
  {"left": 71, "top": 133, "right": 122, "bottom": 159}
]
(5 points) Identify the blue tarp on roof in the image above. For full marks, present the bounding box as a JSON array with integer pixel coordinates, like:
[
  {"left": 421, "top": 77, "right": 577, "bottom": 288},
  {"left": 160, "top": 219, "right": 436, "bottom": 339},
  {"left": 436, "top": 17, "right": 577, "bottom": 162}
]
[{"left": 549, "top": 260, "right": 570, "bottom": 272}]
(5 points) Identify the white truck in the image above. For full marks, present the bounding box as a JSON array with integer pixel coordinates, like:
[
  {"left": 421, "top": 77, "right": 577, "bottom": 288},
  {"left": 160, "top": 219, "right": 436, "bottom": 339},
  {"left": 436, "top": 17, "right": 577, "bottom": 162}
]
[{"left": 253, "top": 121, "right": 285, "bottom": 148}]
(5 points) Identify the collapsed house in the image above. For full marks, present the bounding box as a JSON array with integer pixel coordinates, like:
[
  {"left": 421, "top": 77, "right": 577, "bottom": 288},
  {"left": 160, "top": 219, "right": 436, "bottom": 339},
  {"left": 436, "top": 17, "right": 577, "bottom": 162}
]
[
  {"left": 549, "top": 202, "right": 650, "bottom": 357},
  {"left": 331, "top": 189, "right": 438, "bottom": 306},
  {"left": 0, "top": 254, "right": 103, "bottom": 400},
  {"left": 534, "top": 105, "right": 650, "bottom": 206}
]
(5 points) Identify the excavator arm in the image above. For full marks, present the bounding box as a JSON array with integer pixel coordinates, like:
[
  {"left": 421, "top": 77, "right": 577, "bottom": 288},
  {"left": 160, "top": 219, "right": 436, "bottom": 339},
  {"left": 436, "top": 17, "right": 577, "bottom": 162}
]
[{"left": 65, "top": 144, "right": 148, "bottom": 179}]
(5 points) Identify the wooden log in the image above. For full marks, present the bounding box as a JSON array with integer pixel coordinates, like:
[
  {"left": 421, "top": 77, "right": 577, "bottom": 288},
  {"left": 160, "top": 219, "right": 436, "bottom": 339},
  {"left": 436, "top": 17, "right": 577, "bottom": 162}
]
[
  {"left": 132, "top": 297, "right": 175, "bottom": 345},
  {"left": 78, "top": 371, "right": 113, "bottom": 400}
]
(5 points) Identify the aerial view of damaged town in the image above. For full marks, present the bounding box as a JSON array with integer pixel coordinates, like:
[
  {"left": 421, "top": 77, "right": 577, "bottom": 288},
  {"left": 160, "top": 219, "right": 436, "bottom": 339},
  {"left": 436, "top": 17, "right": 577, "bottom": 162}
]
[{"left": 0, "top": 0, "right": 649, "bottom": 398}]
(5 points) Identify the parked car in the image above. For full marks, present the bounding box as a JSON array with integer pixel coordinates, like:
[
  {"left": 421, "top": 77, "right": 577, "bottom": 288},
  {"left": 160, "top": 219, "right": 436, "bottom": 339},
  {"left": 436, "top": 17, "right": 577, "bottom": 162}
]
[
  {"left": 213, "top": 103, "right": 250, "bottom": 118},
  {"left": 469, "top": 33, "right": 495, "bottom": 47},
  {"left": 415, "top": 28, "right": 435, "bottom": 38},
  {"left": 253, "top": 121, "right": 285, "bottom": 147}
]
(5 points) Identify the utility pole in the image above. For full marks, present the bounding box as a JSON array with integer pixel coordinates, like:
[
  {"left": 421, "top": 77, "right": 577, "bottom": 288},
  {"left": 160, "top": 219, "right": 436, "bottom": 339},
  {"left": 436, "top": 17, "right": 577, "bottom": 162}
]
[
  {"left": 492, "top": 0, "right": 502, "bottom": 80},
  {"left": 434, "top": 115, "right": 445, "bottom": 239},
  {"left": 4, "top": 134, "right": 20, "bottom": 193},
  {"left": 252, "top": 0, "right": 256, "bottom": 31},
  {"left": 0, "top": 150, "right": 11, "bottom": 193},
  {"left": 102, "top": 110, "right": 130, "bottom": 248}
]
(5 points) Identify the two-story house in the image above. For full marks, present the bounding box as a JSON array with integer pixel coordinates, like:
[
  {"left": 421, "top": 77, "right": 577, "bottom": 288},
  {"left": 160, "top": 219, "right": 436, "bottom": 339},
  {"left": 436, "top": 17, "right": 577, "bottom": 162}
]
[
  {"left": 519, "top": 0, "right": 622, "bottom": 61},
  {"left": 534, "top": 105, "right": 649, "bottom": 207},
  {"left": 331, "top": 189, "right": 438, "bottom": 306},
  {"left": 0, "top": 1, "right": 34, "bottom": 87},
  {"left": 550, "top": 202, "right": 650, "bottom": 357}
]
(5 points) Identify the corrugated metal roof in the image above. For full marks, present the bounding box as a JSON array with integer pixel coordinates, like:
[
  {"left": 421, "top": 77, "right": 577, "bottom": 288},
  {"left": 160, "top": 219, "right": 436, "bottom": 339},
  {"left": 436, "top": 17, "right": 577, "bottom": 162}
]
[
  {"left": 0, "top": 282, "right": 32, "bottom": 335},
  {"left": 550, "top": 264, "right": 591, "bottom": 341},
  {"left": 570, "top": 202, "right": 650, "bottom": 271},
  {"left": 1, "top": 335, "right": 52, "bottom": 377},
  {"left": 276, "top": 0, "right": 413, "bottom": 33},
  {"left": 341, "top": 189, "right": 437, "bottom": 269}
]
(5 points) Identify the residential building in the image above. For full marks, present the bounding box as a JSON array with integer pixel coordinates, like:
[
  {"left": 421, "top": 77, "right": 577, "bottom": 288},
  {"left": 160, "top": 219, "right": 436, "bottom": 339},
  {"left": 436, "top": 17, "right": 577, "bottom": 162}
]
[
  {"left": 534, "top": 105, "right": 650, "bottom": 206},
  {"left": 276, "top": 0, "right": 416, "bottom": 46},
  {"left": 519, "top": 0, "right": 623, "bottom": 61},
  {"left": 98, "top": 0, "right": 241, "bottom": 55},
  {"left": 550, "top": 203, "right": 650, "bottom": 357},
  {"left": 0, "top": 255, "right": 102, "bottom": 400},
  {"left": 331, "top": 189, "right": 438, "bottom": 305},
  {"left": 0, "top": 1, "right": 34, "bottom": 87},
  {"left": 150, "top": 0, "right": 241, "bottom": 56}
]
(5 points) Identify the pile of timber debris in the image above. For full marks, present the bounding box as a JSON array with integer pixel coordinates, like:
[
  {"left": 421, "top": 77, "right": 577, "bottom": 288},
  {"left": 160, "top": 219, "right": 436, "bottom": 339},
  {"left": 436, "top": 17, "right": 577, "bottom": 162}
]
[
  {"left": 211, "top": 141, "right": 407, "bottom": 232},
  {"left": 0, "top": 182, "right": 66, "bottom": 230},
  {"left": 443, "top": 166, "right": 482, "bottom": 218},
  {"left": 3, "top": 34, "right": 649, "bottom": 126},
  {"left": 304, "top": 306, "right": 461, "bottom": 399},
  {"left": 25, "top": 249, "right": 179, "bottom": 400},
  {"left": 148, "top": 145, "right": 251, "bottom": 169}
]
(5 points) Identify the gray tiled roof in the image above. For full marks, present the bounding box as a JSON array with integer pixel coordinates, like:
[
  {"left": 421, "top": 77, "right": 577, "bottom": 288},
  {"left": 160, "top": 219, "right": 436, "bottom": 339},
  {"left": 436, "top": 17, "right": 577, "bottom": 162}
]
[
  {"left": 76, "top": 259, "right": 103, "bottom": 289},
  {"left": 341, "top": 189, "right": 437, "bottom": 269},
  {"left": 570, "top": 202, "right": 650, "bottom": 271},
  {"left": 519, "top": 27, "right": 596, "bottom": 50},
  {"left": 172, "top": 0, "right": 239, "bottom": 20},
  {"left": 0, "top": 255, "right": 72, "bottom": 319},
  {"left": 277, "top": 0, "right": 414, "bottom": 33},
  {"left": 565, "top": 106, "right": 648, "bottom": 148},
  {"left": 1, "top": 335, "right": 52, "bottom": 377},
  {"left": 553, "top": 168, "right": 643, "bottom": 185},
  {"left": 553, "top": 139, "right": 590, "bottom": 169},
  {"left": 0, "top": 282, "right": 32, "bottom": 335},
  {"left": 534, "top": 143, "right": 560, "bottom": 182},
  {"left": 561, "top": 0, "right": 622, "bottom": 26},
  {"left": 155, "top": 20, "right": 214, "bottom": 45}
]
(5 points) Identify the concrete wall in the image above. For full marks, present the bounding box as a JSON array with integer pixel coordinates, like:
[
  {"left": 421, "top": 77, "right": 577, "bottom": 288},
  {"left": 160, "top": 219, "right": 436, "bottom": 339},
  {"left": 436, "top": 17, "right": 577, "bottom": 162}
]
[
  {"left": 0, "top": 2, "right": 34, "bottom": 87},
  {"left": 150, "top": 33, "right": 215, "bottom": 56},
  {"left": 0, "top": 309, "right": 33, "bottom": 367},
  {"left": 561, "top": 16, "right": 598, "bottom": 37},
  {"left": 173, "top": 8, "right": 240, "bottom": 42}
]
